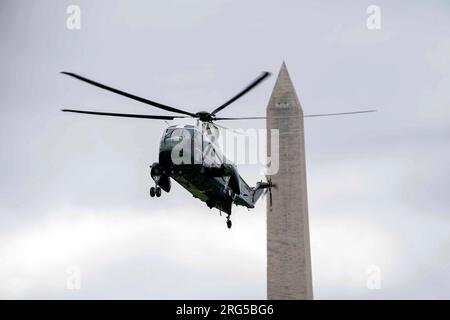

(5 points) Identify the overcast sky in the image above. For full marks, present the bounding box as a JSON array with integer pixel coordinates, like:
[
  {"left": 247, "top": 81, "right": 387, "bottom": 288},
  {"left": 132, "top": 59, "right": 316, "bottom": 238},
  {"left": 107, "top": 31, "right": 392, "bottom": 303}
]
[{"left": 1, "top": 0, "right": 450, "bottom": 299}]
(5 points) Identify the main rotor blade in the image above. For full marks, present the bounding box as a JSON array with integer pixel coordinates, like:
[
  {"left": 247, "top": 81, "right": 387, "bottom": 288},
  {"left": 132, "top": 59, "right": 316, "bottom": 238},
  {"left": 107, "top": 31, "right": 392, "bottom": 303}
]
[
  {"left": 210, "top": 71, "right": 271, "bottom": 116},
  {"left": 303, "top": 110, "right": 377, "bottom": 117},
  {"left": 61, "top": 72, "right": 196, "bottom": 117},
  {"left": 61, "top": 109, "right": 186, "bottom": 120},
  {"left": 215, "top": 116, "right": 266, "bottom": 120},
  {"left": 215, "top": 110, "right": 377, "bottom": 120}
]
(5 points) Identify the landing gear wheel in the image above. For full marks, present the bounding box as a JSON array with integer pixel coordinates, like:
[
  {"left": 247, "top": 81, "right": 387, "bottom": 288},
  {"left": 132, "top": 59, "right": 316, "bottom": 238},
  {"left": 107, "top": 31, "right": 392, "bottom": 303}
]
[
  {"left": 155, "top": 186, "right": 161, "bottom": 197},
  {"left": 150, "top": 187, "right": 156, "bottom": 198},
  {"left": 226, "top": 218, "right": 232, "bottom": 229}
]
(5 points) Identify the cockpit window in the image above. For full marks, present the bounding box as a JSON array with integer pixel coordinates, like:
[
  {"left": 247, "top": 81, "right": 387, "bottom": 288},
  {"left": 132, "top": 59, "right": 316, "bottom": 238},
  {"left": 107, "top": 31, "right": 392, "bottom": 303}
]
[
  {"left": 164, "top": 128, "right": 193, "bottom": 140},
  {"left": 172, "top": 128, "right": 185, "bottom": 137}
]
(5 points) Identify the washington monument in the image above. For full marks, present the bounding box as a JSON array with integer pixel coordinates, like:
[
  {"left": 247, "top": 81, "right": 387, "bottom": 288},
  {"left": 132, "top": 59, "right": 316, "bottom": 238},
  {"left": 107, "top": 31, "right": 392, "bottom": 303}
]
[{"left": 266, "top": 62, "right": 313, "bottom": 300}]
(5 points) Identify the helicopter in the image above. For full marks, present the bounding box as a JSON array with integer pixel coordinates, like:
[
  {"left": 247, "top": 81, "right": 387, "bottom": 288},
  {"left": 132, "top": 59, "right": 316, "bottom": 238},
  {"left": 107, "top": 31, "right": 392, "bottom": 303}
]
[{"left": 61, "top": 71, "right": 376, "bottom": 228}]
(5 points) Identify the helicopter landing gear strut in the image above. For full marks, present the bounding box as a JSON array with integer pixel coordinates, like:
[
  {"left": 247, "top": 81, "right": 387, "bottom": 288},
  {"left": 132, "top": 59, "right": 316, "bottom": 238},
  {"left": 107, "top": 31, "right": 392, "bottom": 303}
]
[
  {"left": 226, "top": 215, "right": 232, "bottom": 229},
  {"left": 150, "top": 186, "right": 161, "bottom": 198}
]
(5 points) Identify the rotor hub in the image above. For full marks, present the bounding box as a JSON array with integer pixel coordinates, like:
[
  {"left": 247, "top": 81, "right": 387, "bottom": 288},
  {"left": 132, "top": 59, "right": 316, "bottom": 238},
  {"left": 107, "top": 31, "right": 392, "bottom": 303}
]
[{"left": 195, "top": 111, "right": 214, "bottom": 122}]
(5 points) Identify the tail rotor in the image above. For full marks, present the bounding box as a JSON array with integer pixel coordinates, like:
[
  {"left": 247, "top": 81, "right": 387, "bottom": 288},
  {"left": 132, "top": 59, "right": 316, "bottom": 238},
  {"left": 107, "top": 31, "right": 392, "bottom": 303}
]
[{"left": 263, "top": 176, "right": 276, "bottom": 207}]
